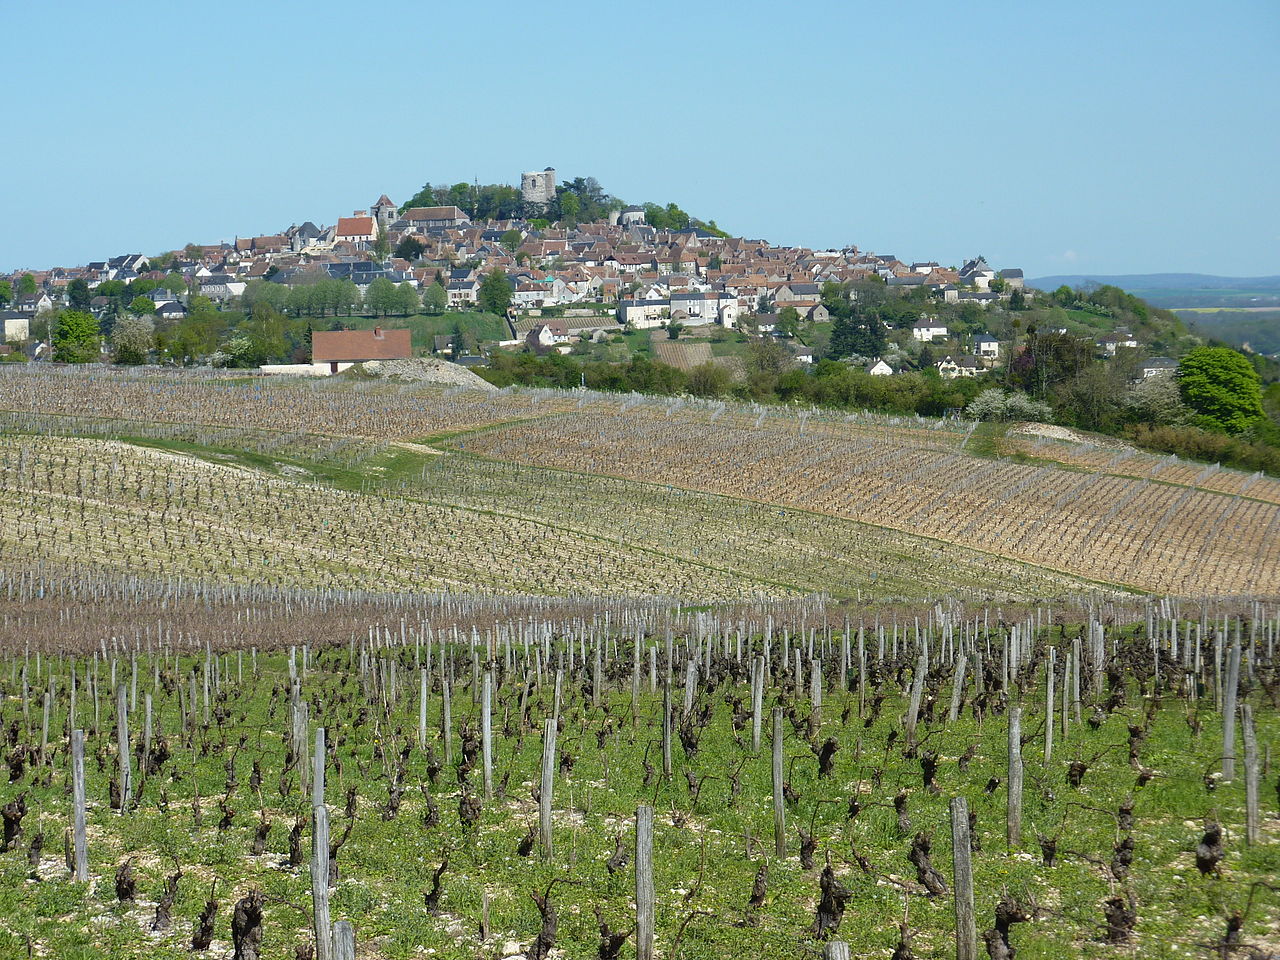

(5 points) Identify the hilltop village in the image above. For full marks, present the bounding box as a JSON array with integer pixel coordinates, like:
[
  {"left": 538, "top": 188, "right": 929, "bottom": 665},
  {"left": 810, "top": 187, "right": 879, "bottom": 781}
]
[{"left": 0, "top": 168, "right": 1050, "bottom": 375}]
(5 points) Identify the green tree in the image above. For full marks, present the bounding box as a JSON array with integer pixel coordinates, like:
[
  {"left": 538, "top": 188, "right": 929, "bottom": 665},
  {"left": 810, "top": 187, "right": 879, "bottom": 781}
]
[
  {"left": 372, "top": 226, "right": 391, "bottom": 261},
  {"left": 111, "top": 314, "right": 154, "bottom": 365},
  {"left": 500, "top": 229, "right": 523, "bottom": 252},
  {"left": 400, "top": 184, "right": 436, "bottom": 212},
  {"left": 559, "top": 192, "right": 580, "bottom": 225},
  {"left": 1176, "top": 346, "right": 1265, "bottom": 433},
  {"left": 395, "top": 282, "right": 419, "bottom": 316},
  {"left": 423, "top": 281, "right": 447, "bottom": 314},
  {"left": 66, "top": 278, "right": 92, "bottom": 310},
  {"left": 687, "top": 361, "right": 730, "bottom": 397},
  {"left": 129, "top": 295, "right": 156, "bottom": 316},
  {"left": 394, "top": 236, "right": 425, "bottom": 261},
  {"left": 52, "top": 309, "right": 101, "bottom": 363},
  {"left": 666, "top": 321, "right": 684, "bottom": 340},
  {"left": 478, "top": 269, "right": 512, "bottom": 316},
  {"left": 17, "top": 274, "right": 37, "bottom": 297},
  {"left": 365, "top": 277, "right": 396, "bottom": 317},
  {"left": 0, "top": 280, "right": 11, "bottom": 307},
  {"left": 776, "top": 306, "right": 801, "bottom": 337}
]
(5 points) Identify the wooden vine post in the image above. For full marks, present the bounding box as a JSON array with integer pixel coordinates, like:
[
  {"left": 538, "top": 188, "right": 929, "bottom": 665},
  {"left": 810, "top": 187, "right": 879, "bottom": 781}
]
[
  {"left": 71, "top": 728, "right": 89, "bottom": 881},
  {"left": 116, "top": 684, "right": 131, "bottom": 811},
  {"left": 1007, "top": 705, "right": 1023, "bottom": 847},
  {"left": 950, "top": 796, "right": 977, "bottom": 960},
  {"left": 636, "top": 804, "right": 655, "bottom": 960},
  {"left": 772, "top": 707, "right": 785, "bottom": 857},
  {"left": 482, "top": 670, "right": 493, "bottom": 801},
  {"left": 540, "top": 717, "right": 556, "bottom": 858},
  {"left": 312, "top": 804, "right": 333, "bottom": 960}
]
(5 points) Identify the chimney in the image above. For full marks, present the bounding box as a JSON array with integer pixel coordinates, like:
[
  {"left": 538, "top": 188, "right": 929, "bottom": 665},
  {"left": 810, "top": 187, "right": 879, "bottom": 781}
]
[{"left": 373, "top": 327, "right": 383, "bottom": 339}]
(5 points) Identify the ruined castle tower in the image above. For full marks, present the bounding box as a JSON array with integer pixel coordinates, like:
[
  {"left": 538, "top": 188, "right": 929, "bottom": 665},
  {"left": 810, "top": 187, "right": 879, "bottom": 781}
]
[{"left": 520, "top": 167, "right": 556, "bottom": 208}]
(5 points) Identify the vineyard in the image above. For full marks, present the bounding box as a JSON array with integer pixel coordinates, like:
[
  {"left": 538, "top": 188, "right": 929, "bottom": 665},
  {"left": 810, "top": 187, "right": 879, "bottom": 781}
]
[
  {"left": 0, "top": 587, "right": 1276, "bottom": 959},
  {"left": 0, "top": 367, "right": 1277, "bottom": 959}
]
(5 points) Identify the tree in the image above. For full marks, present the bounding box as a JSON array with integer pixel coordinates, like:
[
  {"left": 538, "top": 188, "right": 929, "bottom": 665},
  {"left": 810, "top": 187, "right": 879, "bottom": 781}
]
[
  {"left": 111, "top": 314, "right": 154, "bottom": 365},
  {"left": 67, "top": 278, "right": 92, "bottom": 311},
  {"left": 52, "top": 309, "right": 101, "bottom": 363},
  {"left": 0, "top": 280, "right": 10, "bottom": 307},
  {"left": 400, "top": 184, "right": 436, "bottom": 212},
  {"left": 666, "top": 321, "right": 684, "bottom": 340},
  {"left": 423, "top": 281, "right": 447, "bottom": 314},
  {"left": 394, "top": 282, "right": 419, "bottom": 316},
  {"left": 829, "top": 312, "right": 886, "bottom": 359},
  {"left": 1176, "top": 346, "right": 1265, "bottom": 434},
  {"left": 500, "top": 229, "right": 523, "bottom": 252},
  {"left": 373, "top": 227, "right": 391, "bottom": 262},
  {"left": 17, "top": 274, "right": 37, "bottom": 297},
  {"left": 129, "top": 295, "right": 156, "bottom": 316},
  {"left": 559, "top": 192, "right": 580, "bottom": 225},
  {"left": 776, "top": 306, "right": 801, "bottom": 338},
  {"left": 687, "top": 361, "right": 730, "bottom": 397},
  {"left": 478, "top": 269, "right": 512, "bottom": 316},
  {"left": 394, "top": 236, "right": 425, "bottom": 261},
  {"left": 364, "top": 278, "right": 397, "bottom": 317}
]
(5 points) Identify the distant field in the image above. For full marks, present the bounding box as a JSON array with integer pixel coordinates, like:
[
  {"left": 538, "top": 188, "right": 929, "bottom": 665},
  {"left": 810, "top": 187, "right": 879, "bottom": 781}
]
[
  {"left": 1176, "top": 309, "right": 1280, "bottom": 355},
  {"left": 1, "top": 367, "right": 1277, "bottom": 600},
  {"left": 653, "top": 338, "right": 712, "bottom": 370},
  {"left": 1030, "top": 274, "right": 1280, "bottom": 310}
]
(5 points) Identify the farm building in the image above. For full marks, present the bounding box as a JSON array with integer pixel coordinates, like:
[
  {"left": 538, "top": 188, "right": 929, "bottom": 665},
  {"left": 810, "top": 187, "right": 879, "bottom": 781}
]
[{"left": 311, "top": 327, "right": 413, "bottom": 374}]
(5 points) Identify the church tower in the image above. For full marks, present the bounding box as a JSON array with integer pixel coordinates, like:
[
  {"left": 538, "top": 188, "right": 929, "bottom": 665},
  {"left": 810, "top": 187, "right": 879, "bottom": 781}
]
[{"left": 372, "top": 194, "right": 397, "bottom": 230}]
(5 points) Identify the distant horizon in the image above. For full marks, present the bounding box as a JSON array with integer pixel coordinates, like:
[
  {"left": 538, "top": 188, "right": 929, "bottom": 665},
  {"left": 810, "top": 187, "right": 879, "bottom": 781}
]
[{"left": 3, "top": 0, "right": 1276, "bottom": 278}]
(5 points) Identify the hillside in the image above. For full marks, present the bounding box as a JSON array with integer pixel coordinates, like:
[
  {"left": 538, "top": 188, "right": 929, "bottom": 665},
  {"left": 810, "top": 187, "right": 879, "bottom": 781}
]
[
  {"left": 1, "top": 366, "right": 1277, "bottom": 600},
  {"left": 1030, "top": 273, "right": 1280, "bottom": 309}
]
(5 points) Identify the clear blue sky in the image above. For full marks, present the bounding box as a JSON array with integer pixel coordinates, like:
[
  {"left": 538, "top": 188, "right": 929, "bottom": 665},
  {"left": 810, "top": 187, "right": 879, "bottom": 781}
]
[{"left": 4, "top": 0, "right": 1277, "bottom": 278}]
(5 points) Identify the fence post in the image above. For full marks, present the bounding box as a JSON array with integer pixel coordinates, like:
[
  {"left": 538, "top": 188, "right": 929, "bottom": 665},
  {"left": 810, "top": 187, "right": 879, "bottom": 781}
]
[
  {"left": 1242, "top": 704, "right": 1260, "bottom": 845},
  {"left": 313, "top": 727, "right": 326, "bottom": 810},
  {"left": 1007, "top": 705, "right": 1023, "bottom": 847},
  {"left": 950, "top": 796, "right": 977, "bottom": 960},
  {"left": 772, "top": 708, "right": 785, "bottom": 857},
  {"left": 482, "top": 671, "right": 493, "bottom": 801},
  {"left": 1222, "top": 637, "right": 1241, "bottom": 782},
  {"left": 332, "top": 920, "right": 355, "bottom": 960},
  {"left": 751, "top": 656, "right": 764, "bottom": 754},
  {"left": 540, "top": 717, "right": 556, "bottom": 858},
  {"left": 71, "top": 728, "right": 89, "bottom": 881},
  {"left": 116, "top": 684, "right": 131, "bottom": 811},
  {"left": 636, "top": 804, "right": 655, "bottom": 960},
  {"left": 312, "top": 805, "right": 332, "bottom": 960}
]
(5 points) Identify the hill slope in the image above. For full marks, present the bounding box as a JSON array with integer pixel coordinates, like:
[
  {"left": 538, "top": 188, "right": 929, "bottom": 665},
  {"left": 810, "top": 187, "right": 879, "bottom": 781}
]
[{"left": 1030, "top": 273, "right": 1280, "bottom": 309}]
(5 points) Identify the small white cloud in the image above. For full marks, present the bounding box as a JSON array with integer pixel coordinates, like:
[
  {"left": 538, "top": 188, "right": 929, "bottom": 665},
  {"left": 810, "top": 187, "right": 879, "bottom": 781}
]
[{"left": 1062, "top": 250, "right": 1079, "bottom": 263}]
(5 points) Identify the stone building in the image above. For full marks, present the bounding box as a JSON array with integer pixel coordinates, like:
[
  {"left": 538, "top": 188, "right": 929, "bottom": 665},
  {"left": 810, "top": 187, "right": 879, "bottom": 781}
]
[{"left": 521, "top": 167, "right": 556, "bottom": 207}]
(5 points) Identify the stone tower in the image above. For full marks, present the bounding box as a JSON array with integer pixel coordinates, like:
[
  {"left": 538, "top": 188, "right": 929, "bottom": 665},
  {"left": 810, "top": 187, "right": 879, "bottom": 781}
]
[
  {"left": 521, "top": 167, "right": 556, "bottom": 208},
  {"left": 371, "top": 194, "right": 397, "bottom": 230}
]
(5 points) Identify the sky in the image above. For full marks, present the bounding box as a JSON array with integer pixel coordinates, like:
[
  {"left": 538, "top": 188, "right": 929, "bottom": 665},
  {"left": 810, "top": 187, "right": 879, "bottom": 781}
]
[{"left": 3, "top": 0, "right": 1277, "bottom": 278}]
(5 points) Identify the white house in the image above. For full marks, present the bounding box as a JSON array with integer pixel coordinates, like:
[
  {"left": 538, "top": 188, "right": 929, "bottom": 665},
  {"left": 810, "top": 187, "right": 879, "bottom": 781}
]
[
  {"left": 868, "top": 358, "right": 894, "bottom": 376},
  {"left": 1141, "top": 357, "right": 1178, "bottom": 378},
  {"left": 912, "top": 317, "right": 949, "bottom": 342},
  {"left": 973, "top": 334, "right": 1000, "bottom": 358},
  {"left": 333, "top": 214, "right": 378, "bottom": 248},
  {"left": 936, "top": 355, "right": 983, "bottom": 379},
  {"left": 1, "top": 311, "right": 30, "bottom": 342},
  {"left": 617, "top": 299, "right": 670, "bottom": 328}
]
